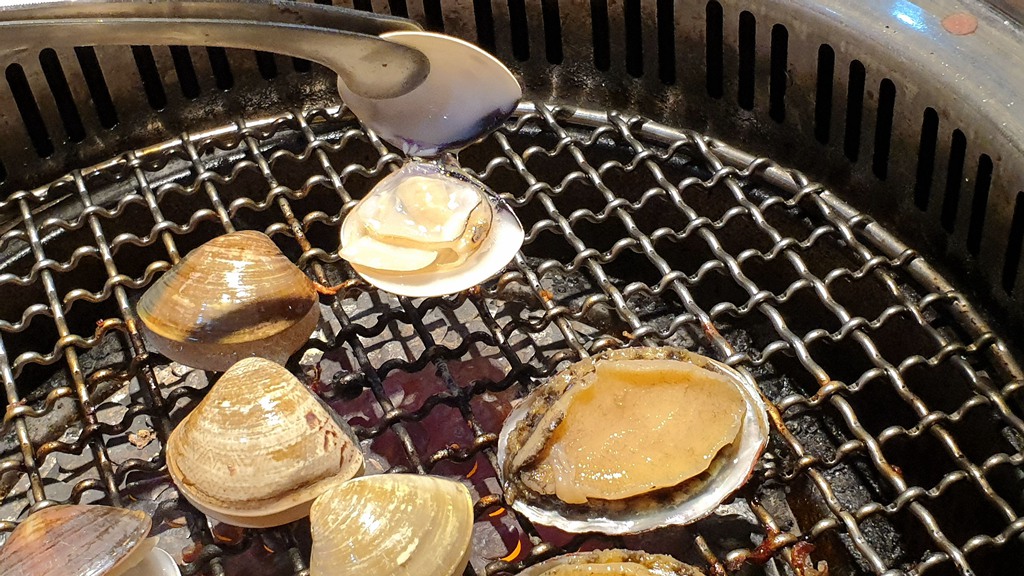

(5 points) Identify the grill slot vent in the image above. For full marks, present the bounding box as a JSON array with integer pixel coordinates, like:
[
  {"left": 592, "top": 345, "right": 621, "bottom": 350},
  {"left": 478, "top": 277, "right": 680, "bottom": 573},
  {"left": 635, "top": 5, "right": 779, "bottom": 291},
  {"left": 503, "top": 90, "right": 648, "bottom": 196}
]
[
  {"left": 541, "top": 0, "right": 563, "bottom": 64},
  {"left": 39, "top": 49, "right": 86, "bottom": 143},
  {"left": 169, "top": 46, "right": 201, "bottom": 99},
  {"left": 206, "top": 47, "right": 234, "bottom": 91},
  {"left": 657, "top": 0, "right": 675, "bottom": 84},
  {"left": 814, "top": 43, "right": 834, "bottom": 144},
  {"left": 843, "top": 59, "right": 865, "bottom": 162},
  {"left": 625, "top": 0, "right": 643, "bottom": 77},
  {"left": 768, "top": 23, "right": 787, "bottom": 122},
  {"left": 967, "top": 154, "right": 993, "bottom": 256},
  {"left": 872, "top": 78, "right": 896, "bottom": 180},
  {"left": 424, "top": 0, "right": 446, "bottom": 32},
  {"left": 73, "top": 47, "right": 118, "bottom": 129},
  {"left": 737, "top": 10, "right": 755, "bottom": 110},
  {"left": 254, "top": 51, "right": 279, "bottom": 80},
  {"left": 6, "top": 63, "right": 54, "bottom": 157},
  {"left": 131, "top": 45, "right": 167, "bottom": 110},
  {"left": 509, "top": 0, "right": 531, "bottom": 61},
  {"left": 1003, "top": 191, "right": 1024, "bottom": 292},
  {"left": 941, "top": 129, "right": 967, "bottom": 234},
  {"left": 474, "top": 0, "right": 497, "bottom": 51},
  {"left": 914, "top": 107, "right": 940, "bottom": 211},
  {"left": 591, "top": 0, "right": 611, "bottom": 70},
  {"left": 705, "top": 1, "right": 723, "bottom": 98}
]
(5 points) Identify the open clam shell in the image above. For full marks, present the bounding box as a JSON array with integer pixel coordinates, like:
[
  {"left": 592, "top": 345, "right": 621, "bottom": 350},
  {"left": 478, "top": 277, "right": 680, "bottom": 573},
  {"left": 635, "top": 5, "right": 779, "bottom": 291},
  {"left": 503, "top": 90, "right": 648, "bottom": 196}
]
[
  {"left": 137, "top": 230, "right": 319, "bottom": 372},
  {"left": 339, "top": 160, "right": 524, "bottom": 297},
  {"left": 166, "top": 357, "right": 363, "bottom": 528},
  {"left": 309, "top": 474, "right": 474, "bottom": 576},
  {"left": 337, "top": 31, "right": 521, "bottom": 157},
  {"left": 497, "top": 347, "right": 770, "bottom": 535},
  {"left": 0, "top": 504, "right": 179, "bottom": 576},
  {"left": 518, "top": 549, "right": 706, "bottom": 575}
]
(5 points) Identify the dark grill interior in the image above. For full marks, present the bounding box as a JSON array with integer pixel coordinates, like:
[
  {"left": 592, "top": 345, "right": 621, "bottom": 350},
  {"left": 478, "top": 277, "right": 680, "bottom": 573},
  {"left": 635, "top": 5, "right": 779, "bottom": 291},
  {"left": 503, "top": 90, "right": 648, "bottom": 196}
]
[{"left": 0, "top": 102, "right": 1021, "bottom": 575}]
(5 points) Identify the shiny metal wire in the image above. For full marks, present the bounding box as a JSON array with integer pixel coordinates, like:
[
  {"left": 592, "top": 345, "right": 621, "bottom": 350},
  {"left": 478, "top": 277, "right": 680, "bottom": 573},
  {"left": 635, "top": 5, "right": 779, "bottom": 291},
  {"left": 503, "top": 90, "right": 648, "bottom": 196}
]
[{"left": 0, "top": 102, "right": 1021, "bottom": 576}]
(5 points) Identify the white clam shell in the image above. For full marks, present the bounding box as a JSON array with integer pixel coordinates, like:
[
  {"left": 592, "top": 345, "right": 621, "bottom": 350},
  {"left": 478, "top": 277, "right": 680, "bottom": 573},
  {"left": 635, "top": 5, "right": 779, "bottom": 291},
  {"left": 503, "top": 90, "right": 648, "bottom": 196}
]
[
  {"left": 496, "top": 347, "right": 770, "bottom": 535},
  {"left": 309, "top": 474, "right": 474, "bottom": 576},
  {"left": 337, "top": 31, "right": 521, "bottom": 157},
  {"left": 166, "top": 357, "right": 363, "bottom": 528},
  {"left": 340, "top": 160, "right": 524, "bottom": 297},
  {"left": 0, "top": 505, "right": 181, "bottom": 576}
]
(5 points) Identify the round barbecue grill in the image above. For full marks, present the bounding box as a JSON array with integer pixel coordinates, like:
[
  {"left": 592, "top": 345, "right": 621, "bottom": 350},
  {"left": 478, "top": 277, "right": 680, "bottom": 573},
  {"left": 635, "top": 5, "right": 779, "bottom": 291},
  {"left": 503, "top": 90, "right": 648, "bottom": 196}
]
[{"left": 0, "top": 0, "right": 1022, "bottom": 575}]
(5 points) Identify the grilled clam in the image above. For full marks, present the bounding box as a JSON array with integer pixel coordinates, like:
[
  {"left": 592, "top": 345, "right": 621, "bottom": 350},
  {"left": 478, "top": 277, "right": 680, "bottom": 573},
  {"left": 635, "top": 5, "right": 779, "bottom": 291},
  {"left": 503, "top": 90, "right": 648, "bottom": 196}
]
[
  {"left": 309, "top": 474, "right": 474, "bottom": 576},
  {"left": 0, "top": 504, "right": 180, "bottom": 576},
  {"left": 138, "top": 230, "right": 319, "bottom": 372},
  {"left": 518, "top": 549, "right": 705, "bottom": 575},
  {"left": 339, "top": 160, "right": 524, "bottom": 297},
  {"left": 497, "top": 347, "right": 769, "bottom": 534},
  {"left": 166, "top": 357, "right": 363, "bottom": 528}
]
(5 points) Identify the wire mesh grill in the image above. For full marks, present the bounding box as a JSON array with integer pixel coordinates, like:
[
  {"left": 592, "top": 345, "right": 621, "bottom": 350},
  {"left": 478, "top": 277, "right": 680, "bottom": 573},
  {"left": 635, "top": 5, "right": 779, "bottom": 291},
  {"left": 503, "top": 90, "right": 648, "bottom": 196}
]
[{"left": 0, "top": 102, "right": 1022, "bottom": 576}]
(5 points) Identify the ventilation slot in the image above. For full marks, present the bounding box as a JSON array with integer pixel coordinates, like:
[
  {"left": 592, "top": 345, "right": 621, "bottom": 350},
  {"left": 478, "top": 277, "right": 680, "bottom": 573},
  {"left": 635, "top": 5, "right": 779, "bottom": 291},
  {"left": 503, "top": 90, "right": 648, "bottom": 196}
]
[
  {"left": 941, "top": 129, "right": 967, "bottom": 233},
  {"left": 353, "top": 0, "right": 373, "bottom": 10},
  {"left": 39, "top": 49, "right": 85, "bottom": 143},
  {"left": 769, "top": 24, "right": 787, "bottom": 122},
  {"left": 814, "top": 44, "right": 834, "bottom": 144},
  {"left": 625, "top": 0, "right": 643, "bottom": 77},
  {"left": 508, "top": 0, "right": 530, "bottom": 61},
  {"left": 1002, "top": 191, "right": 1024, "bottom": 293},
  {"left": 74, "top": 47, "right": 118, "bottom": 128},
  {"left": 292, "top": 57, "right": 312, "bottom": 73},
  {"left": 255, "top": 52, "right": 278, "bottom": 80},
  {"left": 207, "top": 48, "right": 234, "bottom": 91},
  {"left": 424, "top": 0, "right": 445, "bottom": 32},
  {"left": 872, "top": 78, "right": 896, "bottom": 180},
  {"left": 967, "top": 154, "right": 993, "bottom": 256},
  {"left": 6, "top": 64, "right": 54, "bottom": 158},
  {"left": 705, "top": 1, "right": 723, "bottom": 98},
  {"left": 131, "top": 46, "right": 167, "bottom": 110},
  {"left": 914, "top": 107, "right": 939, "bottom": 210},
  {"left": 474, "top": 0, "right": 496, "bottom": 53},
  {"left": 169, "top": 47, "right": 201, "bottom": 99},
  {"left": 591, "top": 0, "right": 610, "bottom": 71},
  {"left": 540, "top": 0, "right": 563, "bottom": 64},
  {"left": 390, "top": 0, "right": 408, "bottom": 18},
  {"left": 737, "top": 11, "right": 755, "bottom": 110},
  {"left": 657, "top": 0, "right": 675, "bottom": 84},
  {"left": 843, "top": 60, "right": 865, "bottom": 162}
]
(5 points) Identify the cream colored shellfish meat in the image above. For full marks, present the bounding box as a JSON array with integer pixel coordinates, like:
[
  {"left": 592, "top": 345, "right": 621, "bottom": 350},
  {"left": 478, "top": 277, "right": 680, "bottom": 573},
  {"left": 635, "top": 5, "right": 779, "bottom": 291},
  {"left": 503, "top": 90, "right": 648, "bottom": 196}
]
[
  {"left": 498, "top": 346, "right": 770, "bottom": 534},
  {"left": 309, "top": 474, "right": 474, "bottom": 576},
  {"left": 518, "top": 549, "right": 705, "bottom": 576},
  {"left": 521, "top": 358, "right": 745, "bottom": 504},
  {"left": 166, "top": 357, "right": 363, "bottom": 528}
]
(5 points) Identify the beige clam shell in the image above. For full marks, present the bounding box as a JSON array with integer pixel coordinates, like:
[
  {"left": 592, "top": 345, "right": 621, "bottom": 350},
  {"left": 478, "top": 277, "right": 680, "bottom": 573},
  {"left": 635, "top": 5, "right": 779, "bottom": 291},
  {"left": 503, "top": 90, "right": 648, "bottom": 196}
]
[
  {"left": 138, "top": 230, "right": 319, "bottom": 372},
  {"left": 517, "top": 549, "right": 706, "bottom": 576},
  {"left": 166, "top": 357, "right": 363, "bottom": 528},
  {"left": 309, "top": 474, "right": 474, "bottom": 576},
  {"left": 0, "top": 505, "right": 152, "bottom": 576},
  {"left": 497, "top": 346, "right": 770, "bottom": 535}
]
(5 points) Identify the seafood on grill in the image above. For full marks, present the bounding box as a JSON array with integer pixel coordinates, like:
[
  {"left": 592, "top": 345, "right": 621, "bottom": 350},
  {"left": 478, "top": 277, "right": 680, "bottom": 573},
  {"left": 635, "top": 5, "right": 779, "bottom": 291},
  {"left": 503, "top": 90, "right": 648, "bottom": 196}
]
[
  {"left": 518, "top": 549, "right": 706, "bottom": 575},
  {"left": 339, "top": 159, "right": 524, "bottom": 297},
  {"left": 137, "top": 230, "right": 319, "bottom": 372},
  {"left": 309, "top": 473, "right": 474, "bottom": 576},
  {"left": 497, "top": 346, "right": 770, "bottom": 534},
  {"left": 166, "top": 357, "right": 363, "bottom": 528},
  {"left": 0, "top": 504, "right": 181, "bottom": 576}
]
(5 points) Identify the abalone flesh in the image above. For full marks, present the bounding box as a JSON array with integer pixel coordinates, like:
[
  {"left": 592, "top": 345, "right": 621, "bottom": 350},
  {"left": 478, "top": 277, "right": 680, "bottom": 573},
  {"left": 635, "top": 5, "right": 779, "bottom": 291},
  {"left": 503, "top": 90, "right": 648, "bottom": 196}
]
[
  {"left": 518, "top": 549, "right": 705, "bottom": 576},
  {"left": 339, "top": 160, "right": 524, "bottom": 297},
  {"left": 497, "top": 347, "right": 769, "bottom": 534}
]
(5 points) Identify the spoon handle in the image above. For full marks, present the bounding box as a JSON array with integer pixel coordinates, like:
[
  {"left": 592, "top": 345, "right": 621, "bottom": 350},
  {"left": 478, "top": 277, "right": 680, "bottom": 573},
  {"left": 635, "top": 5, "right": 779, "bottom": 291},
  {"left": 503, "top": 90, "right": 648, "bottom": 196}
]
[{"left": 0, "top": 0, "right": 429, "bottom": 100}]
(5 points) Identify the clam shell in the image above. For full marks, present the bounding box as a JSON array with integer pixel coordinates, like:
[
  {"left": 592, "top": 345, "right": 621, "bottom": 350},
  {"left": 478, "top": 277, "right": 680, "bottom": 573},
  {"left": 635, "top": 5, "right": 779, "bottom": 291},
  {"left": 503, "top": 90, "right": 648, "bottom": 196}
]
[
  {"left": 0, "top": 505, "right": 152, "bottom": 576},
  {"left": 517, "top": 549, "right": 705, "bottom": 575},
  {"left": 138, "top": 231, "right": 319, "bottom": 372},
  {"left": 340, "top": 161, "right": 524, "bottom": 297},
  {"left": 337, "top": 31, "right": 521, "bottom": 157},
  {"left": 309, "top": 474, "right": 474, "bottom": 576},
  {"left": 166, "top": 357, "right": 363, "bottom": 528},
  {"left": 497, "top": 347, "right": 770, "bottom": 535}
]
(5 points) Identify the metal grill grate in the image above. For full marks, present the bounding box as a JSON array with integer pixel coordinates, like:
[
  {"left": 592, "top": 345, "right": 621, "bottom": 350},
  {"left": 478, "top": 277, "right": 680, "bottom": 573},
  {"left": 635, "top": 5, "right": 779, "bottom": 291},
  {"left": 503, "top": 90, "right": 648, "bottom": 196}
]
[{"left": 0, "top": 102, "right": 1022, "bottom": 576}]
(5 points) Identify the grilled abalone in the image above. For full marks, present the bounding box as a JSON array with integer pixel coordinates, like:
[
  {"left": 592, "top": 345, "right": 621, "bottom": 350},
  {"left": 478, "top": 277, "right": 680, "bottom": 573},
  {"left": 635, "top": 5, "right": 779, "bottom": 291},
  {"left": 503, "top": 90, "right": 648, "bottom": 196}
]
[
  {"left": 497, "top": 347, "right": 769, "bottom": 534},
  {"left": 518, "top": 549, "right": 705, "bottom": 575}
]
